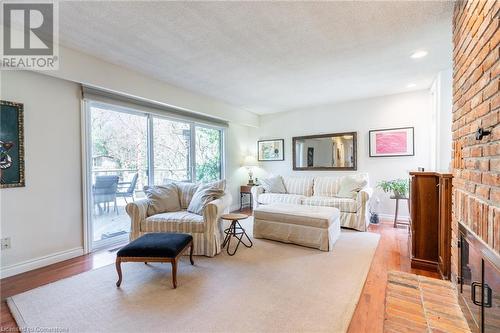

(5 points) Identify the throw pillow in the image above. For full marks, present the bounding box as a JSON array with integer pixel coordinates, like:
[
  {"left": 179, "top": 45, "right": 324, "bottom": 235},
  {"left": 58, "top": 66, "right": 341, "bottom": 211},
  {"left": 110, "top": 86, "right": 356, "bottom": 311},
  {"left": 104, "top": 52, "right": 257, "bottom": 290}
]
[
  {"left": 187, "top": 180, "right": 226, "bottom": 215},
  {"left": 164, "top": 180, "right": 200, "bottom": 209},
  {"left": 260, "top": 176, "right": 286, "bottom": 193},
  {"left": 143, "top": 183, "right": 181, "bottom": 215},
  {"left": 336, "top": 175, "right": 368, "bottom": 199}
]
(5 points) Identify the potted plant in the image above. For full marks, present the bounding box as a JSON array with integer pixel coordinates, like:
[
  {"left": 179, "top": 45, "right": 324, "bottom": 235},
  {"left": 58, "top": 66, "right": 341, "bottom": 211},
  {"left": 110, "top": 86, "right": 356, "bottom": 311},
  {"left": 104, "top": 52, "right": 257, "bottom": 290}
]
[{"left": 377, "top": 179, "right": 409, "bottom": 198}]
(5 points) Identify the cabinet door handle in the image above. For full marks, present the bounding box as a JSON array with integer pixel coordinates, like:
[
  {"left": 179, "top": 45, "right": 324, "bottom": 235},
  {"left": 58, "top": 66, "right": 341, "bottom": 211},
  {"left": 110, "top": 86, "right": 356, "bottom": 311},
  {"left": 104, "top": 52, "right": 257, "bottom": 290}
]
[{"left": 471, "top": 282, "right": 482, "bottom": 306}]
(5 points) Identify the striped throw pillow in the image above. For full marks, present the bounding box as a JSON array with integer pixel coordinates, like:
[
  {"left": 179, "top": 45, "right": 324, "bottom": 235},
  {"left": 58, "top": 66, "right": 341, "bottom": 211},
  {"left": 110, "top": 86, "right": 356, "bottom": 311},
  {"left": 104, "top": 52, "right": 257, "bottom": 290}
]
[
  {"left": 187, "top": 180, "right": 226, "bottom": 215},
  {"left": 143, "top": 183, "right": 181, "bottom": 216},
  {"left": 283, "top": 177, "right": 314, "bottom": 196}
]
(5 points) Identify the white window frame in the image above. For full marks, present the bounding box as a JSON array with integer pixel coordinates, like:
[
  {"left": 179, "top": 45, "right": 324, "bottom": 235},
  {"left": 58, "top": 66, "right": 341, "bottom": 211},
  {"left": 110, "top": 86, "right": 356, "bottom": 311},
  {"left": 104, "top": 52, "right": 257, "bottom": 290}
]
[{"left": 82, "top": 100, "right": 226, "bottom": 252}]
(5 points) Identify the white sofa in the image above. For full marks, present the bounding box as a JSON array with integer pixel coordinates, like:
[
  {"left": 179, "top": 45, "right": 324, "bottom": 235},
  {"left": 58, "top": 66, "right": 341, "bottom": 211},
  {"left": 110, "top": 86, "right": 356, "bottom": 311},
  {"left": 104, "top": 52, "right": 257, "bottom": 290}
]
[{"left": 251, "top": 174, "right": 372, "bottom": 231}]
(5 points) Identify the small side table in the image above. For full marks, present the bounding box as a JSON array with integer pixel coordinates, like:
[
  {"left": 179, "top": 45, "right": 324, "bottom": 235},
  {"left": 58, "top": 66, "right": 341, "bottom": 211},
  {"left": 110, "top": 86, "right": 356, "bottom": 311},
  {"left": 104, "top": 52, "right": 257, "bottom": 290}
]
[
  {"left": 221, "top": 213, "right": 253, "bottom": 256},
  {"left": 391, "top": 195, "right": 410, "bottom": 228},
  {"left": 240, "top": 185, "right": 254, "bottom": 211}
]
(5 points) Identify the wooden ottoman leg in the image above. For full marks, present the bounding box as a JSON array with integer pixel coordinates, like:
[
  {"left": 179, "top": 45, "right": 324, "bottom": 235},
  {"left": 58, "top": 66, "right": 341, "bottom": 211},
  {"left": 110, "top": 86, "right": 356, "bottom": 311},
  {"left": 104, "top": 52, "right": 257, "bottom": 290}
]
[
  {"left": 171, "top": 259, "right": 177, "bottom": 289},
  {"left": 115, "top": 257, "right": 122, "bottom": 287},
  {"left": 189, "top": 240, "right": 194, "bottom": 265}
]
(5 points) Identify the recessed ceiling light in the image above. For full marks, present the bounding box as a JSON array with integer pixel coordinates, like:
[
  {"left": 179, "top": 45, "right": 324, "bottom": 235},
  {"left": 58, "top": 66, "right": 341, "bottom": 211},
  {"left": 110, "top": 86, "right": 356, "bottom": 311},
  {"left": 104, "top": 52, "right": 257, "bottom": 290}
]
[
  {"left": 410, "top": 50, "right": 428, "bottom": 59},
  {"left": 407, "top": 83, "right": 417, "bottom": 88}
]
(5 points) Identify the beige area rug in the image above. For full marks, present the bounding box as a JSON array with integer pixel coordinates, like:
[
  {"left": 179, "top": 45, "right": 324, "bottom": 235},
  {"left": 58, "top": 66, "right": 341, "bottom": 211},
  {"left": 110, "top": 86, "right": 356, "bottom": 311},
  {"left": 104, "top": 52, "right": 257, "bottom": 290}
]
[{"left": 8, "top": 218, "right": 379, "bottom": 333}]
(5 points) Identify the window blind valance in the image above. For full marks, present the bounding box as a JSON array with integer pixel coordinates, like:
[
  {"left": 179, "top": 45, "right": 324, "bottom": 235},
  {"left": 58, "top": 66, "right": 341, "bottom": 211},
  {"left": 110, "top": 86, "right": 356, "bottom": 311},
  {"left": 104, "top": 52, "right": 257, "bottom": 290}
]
[{"left": 81, "top": 85, "right": 228, "bottom": 128}]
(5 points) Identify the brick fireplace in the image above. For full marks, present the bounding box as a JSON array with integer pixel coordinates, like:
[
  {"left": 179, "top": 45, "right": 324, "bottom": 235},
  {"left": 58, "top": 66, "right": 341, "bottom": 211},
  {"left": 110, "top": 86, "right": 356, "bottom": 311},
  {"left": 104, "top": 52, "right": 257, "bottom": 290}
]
[
  {"left": 451, "top": 0, "right": 499, "bottom": 281},
  {"left": 452, "top": 2, "right": 499, "bottom": 331}
]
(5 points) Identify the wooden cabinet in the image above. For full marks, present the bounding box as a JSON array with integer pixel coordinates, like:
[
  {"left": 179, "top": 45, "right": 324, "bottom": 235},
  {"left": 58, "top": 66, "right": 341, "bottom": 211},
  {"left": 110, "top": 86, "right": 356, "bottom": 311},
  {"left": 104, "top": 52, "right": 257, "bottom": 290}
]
[
  {"left": 438, "top": 175, "right": 453, "bottom": 279},
  {"left": 409, "top": 171, "right": 452, "bottom": 278}
]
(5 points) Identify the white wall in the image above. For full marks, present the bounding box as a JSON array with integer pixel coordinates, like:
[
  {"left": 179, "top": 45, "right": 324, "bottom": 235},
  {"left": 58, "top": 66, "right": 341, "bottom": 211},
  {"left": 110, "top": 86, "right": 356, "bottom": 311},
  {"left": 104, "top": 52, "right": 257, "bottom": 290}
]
[
  {"left": 0, "top": 70, "right": 251, "bottom": 277},
  {"left": 0, "top": 71, "right": 84, "bottom": 276},
  {"left": 435, "top": 69, "right": 453, "bottom": 171},
  {"left": 250, "top": 90, "right": 433, "bottom": 218},
  {"left": 226, "top": 123, "right": 254, "bottom": 211}
]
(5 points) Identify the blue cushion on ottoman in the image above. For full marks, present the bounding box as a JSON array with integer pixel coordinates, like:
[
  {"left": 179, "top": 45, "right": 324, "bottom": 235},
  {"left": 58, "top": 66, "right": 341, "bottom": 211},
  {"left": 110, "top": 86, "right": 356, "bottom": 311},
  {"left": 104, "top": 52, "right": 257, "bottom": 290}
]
[{"left": 117, "top": 233, "right": 193, "bottom": 258}]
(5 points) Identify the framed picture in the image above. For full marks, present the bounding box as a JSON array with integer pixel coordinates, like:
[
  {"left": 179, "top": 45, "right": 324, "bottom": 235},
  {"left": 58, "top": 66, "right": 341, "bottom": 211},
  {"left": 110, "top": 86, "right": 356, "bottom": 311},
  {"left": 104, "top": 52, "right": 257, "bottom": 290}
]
[
  {"left": 1, "top": 100, "right": 25, "bottom": 188},
  {"left": 258, "top": 139, "right": 284, "bottom": 161},
  {"left": 369, "top": 127, "right": 414, "bottom": 157}
]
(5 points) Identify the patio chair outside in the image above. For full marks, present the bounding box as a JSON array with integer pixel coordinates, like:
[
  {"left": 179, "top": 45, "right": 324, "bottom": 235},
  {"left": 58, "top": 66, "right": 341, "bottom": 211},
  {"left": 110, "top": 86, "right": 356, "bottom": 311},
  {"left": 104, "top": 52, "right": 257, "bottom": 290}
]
[
  {"left": 93, "top": 175, "right": 119, "bottom": 215},
  {"left": 116, "top": 173, "right": 138, "bottom": 203}
]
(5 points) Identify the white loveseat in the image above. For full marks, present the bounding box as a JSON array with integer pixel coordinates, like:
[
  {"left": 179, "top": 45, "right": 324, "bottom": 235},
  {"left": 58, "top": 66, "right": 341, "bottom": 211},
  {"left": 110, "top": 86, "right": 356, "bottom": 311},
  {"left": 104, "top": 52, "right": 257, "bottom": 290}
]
[{"left": 251, "top": 174, "right": 372, "bottom": 231}]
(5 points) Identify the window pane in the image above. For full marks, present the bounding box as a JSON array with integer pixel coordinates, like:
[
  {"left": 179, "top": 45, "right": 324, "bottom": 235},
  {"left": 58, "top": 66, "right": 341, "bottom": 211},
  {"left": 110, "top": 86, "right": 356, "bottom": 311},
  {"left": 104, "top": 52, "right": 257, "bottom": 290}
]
[
  {"left": 153, "top": 117, "right": 191, "bottom": 184},
  {"left": 195, "top": 126, "right": 222, "bottom": 182},
  {"left": 90, "top": 106, "right": 148, "bottom": 243}
]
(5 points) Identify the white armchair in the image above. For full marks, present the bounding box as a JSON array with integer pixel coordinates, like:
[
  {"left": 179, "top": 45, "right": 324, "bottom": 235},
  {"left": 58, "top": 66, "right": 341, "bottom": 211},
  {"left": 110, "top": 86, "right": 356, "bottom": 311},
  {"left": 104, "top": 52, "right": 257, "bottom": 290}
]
[{"left": 126, "top": 192, "right": 232, "bottom": 257}]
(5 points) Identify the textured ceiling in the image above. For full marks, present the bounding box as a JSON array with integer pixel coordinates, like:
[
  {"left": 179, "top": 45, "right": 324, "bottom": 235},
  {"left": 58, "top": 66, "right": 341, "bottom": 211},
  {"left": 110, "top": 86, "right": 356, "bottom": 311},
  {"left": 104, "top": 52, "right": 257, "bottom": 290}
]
[{"left": 59, "top": 1, "right": 453, "bottom": 115}]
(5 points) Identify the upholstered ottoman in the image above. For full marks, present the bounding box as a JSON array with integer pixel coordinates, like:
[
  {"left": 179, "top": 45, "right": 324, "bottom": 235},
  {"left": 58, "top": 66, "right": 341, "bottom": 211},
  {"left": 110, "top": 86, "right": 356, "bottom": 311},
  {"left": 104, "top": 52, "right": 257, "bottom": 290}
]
[
  {"left": 115, "top": 233, "right": 193, "bottom": 289},
  {"left": 253, "top": 204, "right": 341, "bottom": 251}
]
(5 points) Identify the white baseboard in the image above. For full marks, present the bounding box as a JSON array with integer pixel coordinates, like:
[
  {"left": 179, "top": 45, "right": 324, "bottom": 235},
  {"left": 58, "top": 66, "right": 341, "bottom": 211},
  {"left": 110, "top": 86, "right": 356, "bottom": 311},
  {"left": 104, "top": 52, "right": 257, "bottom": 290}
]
[
  {"left": 0, "top": 247, "right": 84, "bottom": 279},
  {"left": 377, "top": 213, "right": 410, "bottom": 222}
]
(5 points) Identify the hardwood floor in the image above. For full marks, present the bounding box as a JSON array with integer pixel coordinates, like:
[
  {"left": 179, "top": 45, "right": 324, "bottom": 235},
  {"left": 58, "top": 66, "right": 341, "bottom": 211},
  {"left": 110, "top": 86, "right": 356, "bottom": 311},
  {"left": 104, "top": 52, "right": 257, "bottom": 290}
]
[
  {"left": 347, "top": 221, "right": 440, "bottom": 333},
  {"left": 1, "top": 219, "right": 439, "bottom": 332}
]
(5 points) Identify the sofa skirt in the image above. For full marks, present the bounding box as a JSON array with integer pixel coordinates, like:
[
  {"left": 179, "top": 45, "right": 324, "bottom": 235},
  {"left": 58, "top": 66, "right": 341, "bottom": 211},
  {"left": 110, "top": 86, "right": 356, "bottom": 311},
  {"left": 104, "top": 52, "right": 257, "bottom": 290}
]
[
  {"left": 253, "top": 218, "right": 341, "bottom": 251},
  {"left": 340, "top": 212, "right": 366, "bottom": 231}
]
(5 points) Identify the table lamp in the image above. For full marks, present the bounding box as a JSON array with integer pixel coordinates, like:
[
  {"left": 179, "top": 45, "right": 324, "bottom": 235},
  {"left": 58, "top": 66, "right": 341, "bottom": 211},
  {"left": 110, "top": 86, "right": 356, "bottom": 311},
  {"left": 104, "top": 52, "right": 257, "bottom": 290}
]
[{"left": 242, "top": 155, "right": 258, "bottom": 185}]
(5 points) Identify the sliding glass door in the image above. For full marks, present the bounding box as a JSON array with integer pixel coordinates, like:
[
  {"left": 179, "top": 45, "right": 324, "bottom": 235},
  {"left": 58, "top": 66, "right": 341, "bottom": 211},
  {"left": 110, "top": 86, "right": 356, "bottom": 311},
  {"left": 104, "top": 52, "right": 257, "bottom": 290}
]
[
  {"left": 88, "top": 103, "right": 148, "bottom": 249},
  {"left": 152, "top": 117, "right": 191, "bottom": 183},
  {"left": 84, "top": 101, "right": 224, "bottom": 251}
]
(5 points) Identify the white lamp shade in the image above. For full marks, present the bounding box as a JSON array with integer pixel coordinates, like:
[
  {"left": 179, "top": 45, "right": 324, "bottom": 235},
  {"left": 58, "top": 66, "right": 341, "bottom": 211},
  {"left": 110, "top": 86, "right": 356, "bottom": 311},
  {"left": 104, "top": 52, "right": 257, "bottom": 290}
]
[{"left": 242, "top": 155, "right": 258, "bottom": 167}]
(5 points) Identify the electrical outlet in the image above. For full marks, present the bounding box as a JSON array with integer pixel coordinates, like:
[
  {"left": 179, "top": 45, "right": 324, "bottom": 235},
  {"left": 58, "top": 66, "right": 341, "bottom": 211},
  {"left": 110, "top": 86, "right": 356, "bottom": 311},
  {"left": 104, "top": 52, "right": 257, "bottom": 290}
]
[{"left": 1, "top": 237, "right": 11, "bottom": 250}]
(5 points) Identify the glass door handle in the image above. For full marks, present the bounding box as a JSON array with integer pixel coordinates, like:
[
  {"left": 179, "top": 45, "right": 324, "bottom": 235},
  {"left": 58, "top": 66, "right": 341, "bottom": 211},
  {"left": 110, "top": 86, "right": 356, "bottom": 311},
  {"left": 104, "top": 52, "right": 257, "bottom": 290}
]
[
  {"left": 471, "top": 282, "right": 482, "bottom": 306},
  {"left": 472, "top": 282, "right": 493, "bottom": 307}
]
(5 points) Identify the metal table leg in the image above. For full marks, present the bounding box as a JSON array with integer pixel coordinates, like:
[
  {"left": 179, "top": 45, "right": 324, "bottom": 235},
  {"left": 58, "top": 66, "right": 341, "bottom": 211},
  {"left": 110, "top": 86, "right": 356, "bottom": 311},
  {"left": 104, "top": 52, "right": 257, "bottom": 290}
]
[{"left": 222, "top": 219, "right": 253, "bottom": 256}]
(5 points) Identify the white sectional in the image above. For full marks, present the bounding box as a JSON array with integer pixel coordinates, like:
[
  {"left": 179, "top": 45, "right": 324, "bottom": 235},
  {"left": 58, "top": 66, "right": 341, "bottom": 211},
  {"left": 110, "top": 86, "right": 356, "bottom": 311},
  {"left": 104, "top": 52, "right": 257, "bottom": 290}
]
[{"left": 251, "top": 174, "right": 372, "bottom": 231}]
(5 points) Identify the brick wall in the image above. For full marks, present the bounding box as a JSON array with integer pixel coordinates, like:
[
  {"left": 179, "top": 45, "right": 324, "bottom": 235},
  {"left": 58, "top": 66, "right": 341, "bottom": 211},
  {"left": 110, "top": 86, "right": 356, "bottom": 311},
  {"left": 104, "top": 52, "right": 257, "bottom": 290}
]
[{"left": 451, "top": 0, "right": 499, "bottom": 279}]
